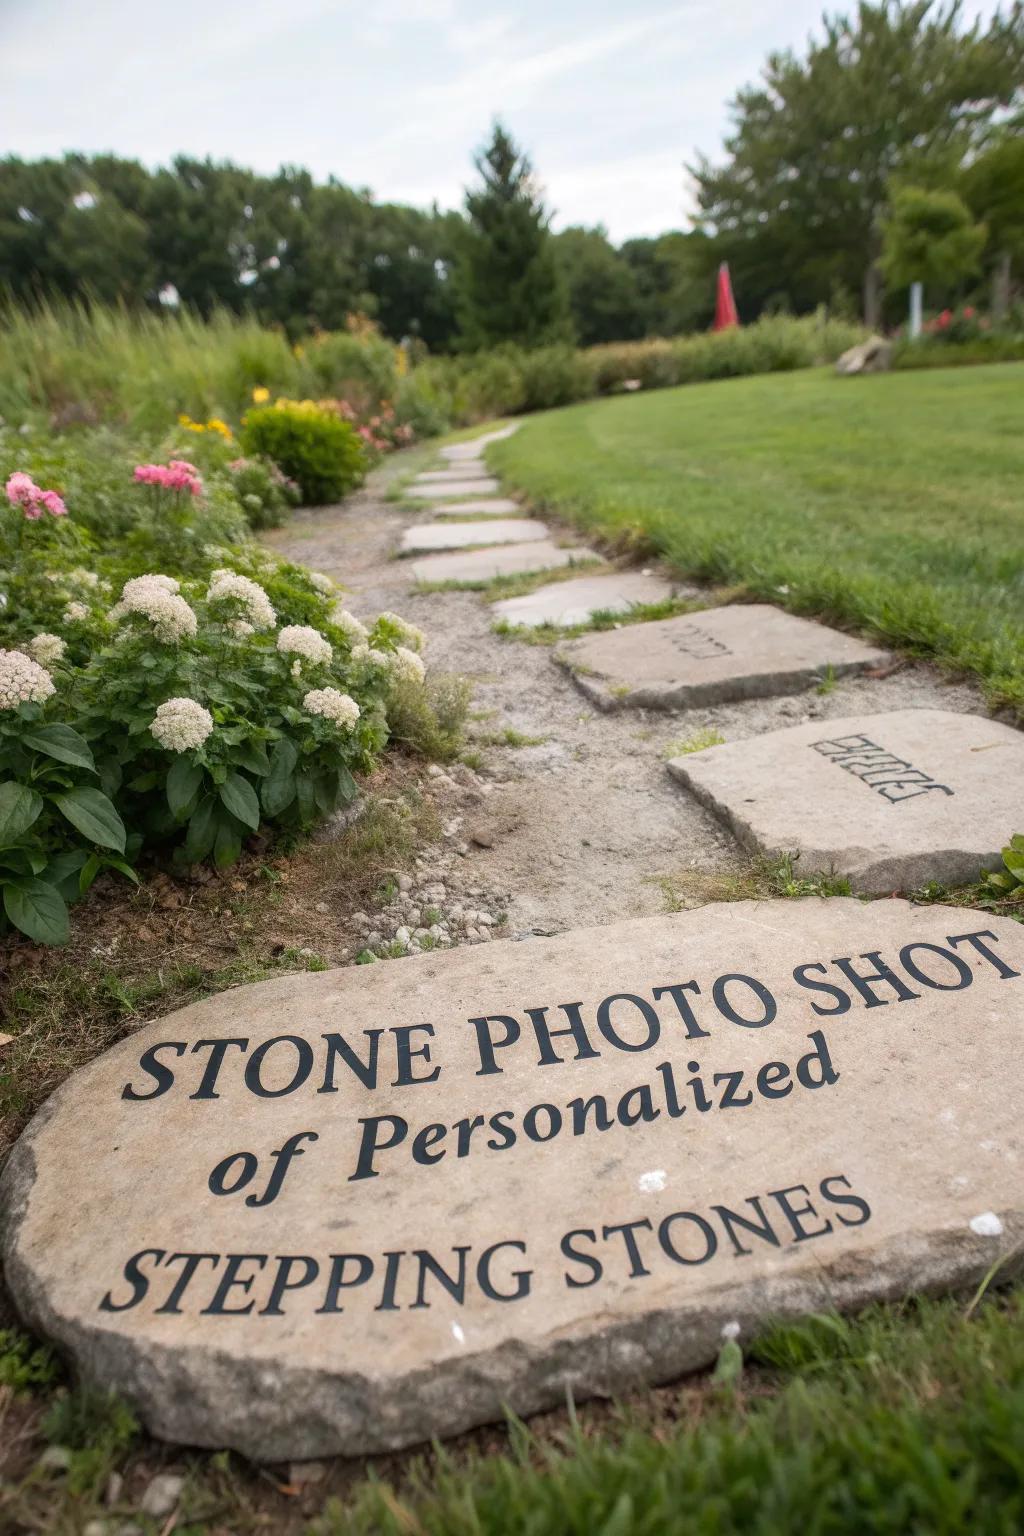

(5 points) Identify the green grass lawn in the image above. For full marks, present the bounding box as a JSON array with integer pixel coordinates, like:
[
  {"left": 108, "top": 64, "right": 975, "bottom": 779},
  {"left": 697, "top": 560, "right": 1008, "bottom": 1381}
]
[{"left": 491, "top": 363, "right": 1024, "bottom": 713}]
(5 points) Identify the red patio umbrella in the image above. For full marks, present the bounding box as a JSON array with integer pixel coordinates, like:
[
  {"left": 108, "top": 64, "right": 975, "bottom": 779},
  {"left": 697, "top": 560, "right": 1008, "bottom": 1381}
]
[{"left": 713, "top": 262, "right": 739, "bottom": 331}]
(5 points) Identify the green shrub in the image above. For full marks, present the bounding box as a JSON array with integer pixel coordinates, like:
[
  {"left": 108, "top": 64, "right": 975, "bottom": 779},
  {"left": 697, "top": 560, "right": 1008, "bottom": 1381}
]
[
  {"left": 240, "top": 400, "right": 366, "bottom": 504},
  {"left": 517, "top": 346, "right": 594, "bottom": 410},
  {"left": 301, "top": 330, "right": 400, "bottom": 412},
  {"left": 224, "top": 455, "right": 301, "bottom": 529}
]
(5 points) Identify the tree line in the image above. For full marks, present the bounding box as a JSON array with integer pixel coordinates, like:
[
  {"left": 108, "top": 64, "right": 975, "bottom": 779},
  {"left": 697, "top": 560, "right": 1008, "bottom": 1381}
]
[{"left": 1, "top": 1, "right": 1021, "bottom": 349}]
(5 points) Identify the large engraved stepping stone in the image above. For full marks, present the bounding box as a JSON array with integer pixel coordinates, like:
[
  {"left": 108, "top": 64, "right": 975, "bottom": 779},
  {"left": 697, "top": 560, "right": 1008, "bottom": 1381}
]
[
  {"left": 408, "top": 478, "right": 500, "bottom": 499},
  {"left": 4, "top": 898, "right": 1022, "bottom": 1461},
  {"left": 493, "top": 572, "right": 674, "bottom": 629},
  {"left": 411, "top": 541, "right": 596, "bottom": 586},
  {"left": 400, "top": 520, "right": 547, "bottom": 555},
  {"left": 431, "top": 498, "right": 521, "bottom": 517},
  {"left": 669, "top": 708, "right": 1024, "bottom": 892},
  {"left": 557, "top": 606, "right": 888, "bottom": 710}
]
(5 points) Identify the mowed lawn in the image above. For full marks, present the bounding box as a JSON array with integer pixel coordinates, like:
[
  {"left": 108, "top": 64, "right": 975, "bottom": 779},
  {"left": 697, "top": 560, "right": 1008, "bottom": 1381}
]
[{"left": 492, "top": 363, "right": 1024, "bottom": 711}]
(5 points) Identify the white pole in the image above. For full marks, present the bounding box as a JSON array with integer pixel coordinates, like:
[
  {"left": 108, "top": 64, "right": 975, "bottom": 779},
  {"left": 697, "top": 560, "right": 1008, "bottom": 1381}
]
[{"left": 909, "top": 281, "right": 923, "bottom": 340}]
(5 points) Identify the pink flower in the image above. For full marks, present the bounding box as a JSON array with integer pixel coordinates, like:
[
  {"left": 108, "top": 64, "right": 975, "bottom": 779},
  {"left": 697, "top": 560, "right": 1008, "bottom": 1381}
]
[
  {"left": 38, "top": 489, "right": 67, "bottom": 517},
  {"left": 6, "top": 471, "right": 38, "bottom": 507},
  {"left": 133, "top": 461, "right": 203, "bottom": 496},
  {"left": 964, "top": 306, "right": 975, "bottom": 319}
]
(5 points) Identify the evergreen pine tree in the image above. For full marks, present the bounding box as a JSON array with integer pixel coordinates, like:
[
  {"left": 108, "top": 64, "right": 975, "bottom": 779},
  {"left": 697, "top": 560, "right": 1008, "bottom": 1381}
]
[{"left": 458, "top": 123, "right": 571, "bottom": 350}]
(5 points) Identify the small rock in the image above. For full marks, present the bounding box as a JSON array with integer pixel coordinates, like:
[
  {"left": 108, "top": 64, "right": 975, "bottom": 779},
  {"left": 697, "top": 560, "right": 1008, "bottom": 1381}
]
[
  {"left": 39, "top": 1446, "right": 72, "bottom": 1473},
  {"left": 477, "top": 913, "right": 495, "bottom": 927},
  {"left": 106, "top": 1471, "right": 124, "bottom": 1505},
  {"left": 427, "top": 764, "right": 444, "bottom": 778},
  {"left": 414, "top": 927, "right": 428, "bottom": 938},
  {"left": 449, "top": 904, "right": 464, "bottom": 922},
  {"left": 289, "top": 1460, "right": 327, "bottom": 1486},
  {"left": 398, "top": 875, "right": 412, "bottom": 892},
  {"left": 140, "top": 1472, "right": 185, "bottom": 1519},
  {"left": 366, "top": 931, "right": 382, "bottom": 948},
  {"left": 84, "top": 1521, "right": 109, "bottom": 1536},
  {"left": 407, "top": 907, "right": 421, "bottom": 925},
  {"left": 395, "top": 927, "right": 411, "bottom": 945},
  {"left": 315, "top": 902, "right": 330, "bottom": 914}
]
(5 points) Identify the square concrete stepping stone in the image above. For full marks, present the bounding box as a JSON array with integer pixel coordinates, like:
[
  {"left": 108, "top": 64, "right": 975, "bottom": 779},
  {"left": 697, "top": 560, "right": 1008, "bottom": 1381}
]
[
  {"left": 493, "top": 572, "right": 673, "bottom": 628},
  {"left": 409, "top": 478, "right": 500, "bottom": 499},
  {"left": 439, "top": 424, "right": 519, "bottom": 462},
  {"left": 669, "top": 708, "right": 1024, "bottom": 892},
  {"left": 431, "top": 498, "right": 521, "bottom": 517},
  {"left": 557, "top": 605, "right": 888, "bottom": 711},
  {"left": 416, "top": 465, "right": 496, "bottom": 482},
  {"left": 411, "top": 540, "right": 596, "bottom": 586},
  {"left": 400, "top": 519, "right": 547, "bottom": 555},
  {"left": 6, "top": 897, "right": 1024, "bottom": 1461}
]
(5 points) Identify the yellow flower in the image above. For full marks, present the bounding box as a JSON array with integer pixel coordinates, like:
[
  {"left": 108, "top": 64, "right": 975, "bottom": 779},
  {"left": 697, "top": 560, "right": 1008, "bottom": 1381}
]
[
  {"left": 206, "top": 417, "right": 233, "bottom": 439},
  {"left": 178, "top": 413, "right": 205, "bottom": 433},
  {"left": 395, "top": 346, "right": 408, "bottom": 377},
  {"left": 292, "top": 343, "right": 305, "bottom": 359},
  {"left": 252, "top": 386, "right": 270, "bottom": 404}
]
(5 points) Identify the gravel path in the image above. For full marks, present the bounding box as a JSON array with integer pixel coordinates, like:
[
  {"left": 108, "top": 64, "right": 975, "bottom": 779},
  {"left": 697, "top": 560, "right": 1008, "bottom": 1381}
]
[{"left": 266, "top": 442, "right": 986, "bottom": 945}]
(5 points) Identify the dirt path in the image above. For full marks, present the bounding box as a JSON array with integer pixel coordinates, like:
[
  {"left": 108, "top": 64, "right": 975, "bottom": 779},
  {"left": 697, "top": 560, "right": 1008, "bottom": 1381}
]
[{"left": 266, "top": 448, "right": 984, "bottom": 945}]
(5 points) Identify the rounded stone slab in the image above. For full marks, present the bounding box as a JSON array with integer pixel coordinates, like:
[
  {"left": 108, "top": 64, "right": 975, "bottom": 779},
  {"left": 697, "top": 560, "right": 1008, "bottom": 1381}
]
[
  {"left": 408, "top": 479, "right": 500, "bottom": 499},
  {"left": 400, "top": 520, "right": 547, "bottom": 555},
  {"left": 669, "top": 708, "right": 1024, "bottom": 892},
  {"left": 4, "top": 899, "right": 1023, "bottom": 1461},
  {"left": 431, "top": 498, "right": 521, "bottom": 517},
  {"left": 556, "top": 605, "right": 889, "bottom": 711},
  {"left": 411, "top": 541, "right": 596, "bottom": 586},
  {"left": 493, "top": 572, "right": 674, "bottom": 629}
]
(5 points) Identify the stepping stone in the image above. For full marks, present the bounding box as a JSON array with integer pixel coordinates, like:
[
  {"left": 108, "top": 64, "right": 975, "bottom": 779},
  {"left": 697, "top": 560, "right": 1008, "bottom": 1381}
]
[
  {"left": 415, "top": 466, "right": 495, "bottom": 483},
  {"left": 440, "top": 423, "right": 519, "bottom": 461},
  {"left": 5, "top": 898, "right": 1023, "bottom": 1460},
  {"left": 400, "top": 520, "right": 548, "bottom": 555},
  {"left": 411, "top": 541, "right": 595, "bottom": 586},
  {"left": 431, "top": 498, "right": 522, "bottom": 517},
  {"left": 557, "top": 605, "right": 888, "bottom": 711},
  {"left": 408, "top": 479, "right": 500, "bottom": 499},
  {"left": 669, "top": 708, "right": 1024, "bottom": 893},
  {"left": 493, "top": 572, "right": 673, "bottom": 628}
]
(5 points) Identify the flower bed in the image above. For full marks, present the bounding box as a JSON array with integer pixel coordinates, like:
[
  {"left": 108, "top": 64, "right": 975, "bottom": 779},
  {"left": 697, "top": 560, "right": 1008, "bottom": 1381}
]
[{"left": 0, "top": 450, "right": 434, "bottom": 945}]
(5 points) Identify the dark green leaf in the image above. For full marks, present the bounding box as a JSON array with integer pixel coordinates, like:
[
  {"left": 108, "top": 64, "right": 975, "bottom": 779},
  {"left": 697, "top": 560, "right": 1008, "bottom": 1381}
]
[
  {"left": 183, "top": 794, "right": 218, "bottom": 863},
  {"left": 234, "top": 739, "right": 271, "bottom": 776},
  {"left": 3, "top": 879, "right": 69, "bottom": 945},
  {"left": 20, "top": 723, "right": 95, "bottom": 771},
  {"left": 103, "top": 854, "right": 141, "bottom": 886},
  {"left": 214, "top": 818, "right": 243, "bottom": 869},
  {"left": 295, "top": 773, "right": 315, "bottom": 826},
  {"left": 50, "top": 788, "right": 127, "bottom": 853},
  {"left": 79, "top": 853, "right": 102, "bottom": 893},
  {"left": 127, "top": 771, "right": 159, "bottom": 792},
  {"left": 219, "top": 773, "right": 260, "bottom": 831},
  {"left": 0, "top": 783, "right": 43, "bottom": 845},
  {"left": 167, "top": 757, "right": 204, "bottom": 820},
  {"left": 314, "top": 773, "right": 337, "bottom": 815},
  {"left": 336, "top": 764, "right": 358, "bottom": 803}
]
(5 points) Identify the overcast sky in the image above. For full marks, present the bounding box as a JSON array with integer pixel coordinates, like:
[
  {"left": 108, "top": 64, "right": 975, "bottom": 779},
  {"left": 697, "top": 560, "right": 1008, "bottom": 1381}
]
[{"left": 0, "top": 0, "right": 1003, "bottom": 242}]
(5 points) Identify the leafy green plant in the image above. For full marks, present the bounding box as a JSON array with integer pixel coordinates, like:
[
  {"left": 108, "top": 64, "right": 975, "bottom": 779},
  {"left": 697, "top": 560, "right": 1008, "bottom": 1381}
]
[
  {"left": 240, "top": 400, "right": 366, "bottom": 504},
  {"left": 981, "top": 834, "right": 1024, "bottom": 898},
  {"left": 0, "top": 710, "right": 133, "bottom": 944},
  {"left": 0, "top": 1327, "right": 60, "bottom": 1393}
]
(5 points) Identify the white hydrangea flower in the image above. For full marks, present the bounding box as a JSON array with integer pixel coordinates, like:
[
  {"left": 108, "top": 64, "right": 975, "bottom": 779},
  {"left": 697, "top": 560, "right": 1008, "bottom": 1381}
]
[
  {"left": 110, "top": 574, "right": 197, "bottom": 644},
  {"left": 68, "top": 568, "right": 101, "bottom": 590},
  {"left": 378, "top": 611, "right": 426, "bottom": 653},
  {"left": 206, "top": 569, "right": 276, "bottom": 630},
  {"left": 229, "top": 619, "right": 255, "bottom": 637},
  {"left": 308, "top": 571, "right": 335, "bottom": 594},
  {"left": 0, "top": 648, "right": 56, "bottom": 710},
  {"left": 29, "top": 633, "right": 66, "bottom": 667},
  {"left": 331, "top": 605, "right": 368, "bottom": 643},
  {"left": 277, "top": 625, "right": 332, "bottom": 665},
  {"left": 390, "top": 646, "right": 426, "bottom": 685},
  {"left": 63, "top": 601, "right": 90, "bottom": 623},
  {"left": 150, "top": 697, "right": 215, "bottom": 752},
  {"left": 303, "top": 687, "right": 361, "bottom": 729},
  {"left": 351, "top": 642, "right": 389, "bottom": 669}
]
